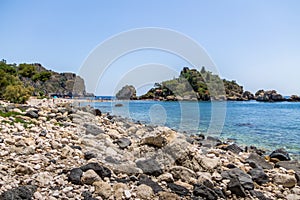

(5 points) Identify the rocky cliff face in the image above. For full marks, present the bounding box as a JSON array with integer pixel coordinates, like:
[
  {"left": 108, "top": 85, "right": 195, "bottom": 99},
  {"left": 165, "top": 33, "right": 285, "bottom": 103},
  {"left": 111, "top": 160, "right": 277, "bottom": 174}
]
[{"left": 20, "top": 64, "right": 93, "bottom": 97}]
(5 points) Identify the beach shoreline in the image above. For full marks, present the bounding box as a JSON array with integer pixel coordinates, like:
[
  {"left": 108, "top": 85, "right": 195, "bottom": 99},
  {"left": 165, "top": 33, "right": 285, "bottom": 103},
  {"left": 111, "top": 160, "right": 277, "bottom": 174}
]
[{"left": 0, "top": 98, "right": 300, "bottom": 199}]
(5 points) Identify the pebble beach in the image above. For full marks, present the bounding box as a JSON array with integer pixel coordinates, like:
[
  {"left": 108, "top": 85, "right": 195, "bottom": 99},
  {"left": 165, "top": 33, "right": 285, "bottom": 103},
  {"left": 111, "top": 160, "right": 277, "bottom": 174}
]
[{"left": 0, "top": 98, "right": 300, "bottom": 200}]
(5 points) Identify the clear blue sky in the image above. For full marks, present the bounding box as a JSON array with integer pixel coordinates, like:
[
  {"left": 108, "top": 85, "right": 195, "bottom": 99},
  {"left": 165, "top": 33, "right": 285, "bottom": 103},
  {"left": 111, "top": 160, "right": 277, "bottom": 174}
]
[{"left": 1, "top": 0, "right": 300, "bottom": 95}]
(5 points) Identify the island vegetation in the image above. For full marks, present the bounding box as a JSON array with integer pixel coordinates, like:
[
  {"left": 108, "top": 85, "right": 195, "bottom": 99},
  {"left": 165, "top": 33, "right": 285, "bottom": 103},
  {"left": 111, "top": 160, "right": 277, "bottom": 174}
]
[
  {"left": 116, "top": 67, "right": 300, "bottom": 102},
  {"left": 0, "top": 59, "right": 92, "bottom": 104}
]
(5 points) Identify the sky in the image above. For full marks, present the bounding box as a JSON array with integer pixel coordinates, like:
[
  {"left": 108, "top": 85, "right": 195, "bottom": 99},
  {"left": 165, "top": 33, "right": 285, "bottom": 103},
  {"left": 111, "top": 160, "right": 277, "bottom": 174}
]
[{"left": 1, "top": 0, "right": 300, "bottom": 95}]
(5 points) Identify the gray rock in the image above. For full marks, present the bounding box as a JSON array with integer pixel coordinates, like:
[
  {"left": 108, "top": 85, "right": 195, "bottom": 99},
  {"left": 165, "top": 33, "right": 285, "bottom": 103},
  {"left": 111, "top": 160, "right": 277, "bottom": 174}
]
[
  {"left": 250, "top": 190, "right": 271, "bottom": 200},
  {"left": 80, "top": 162, "right": 111, "bottom": 179},
  {"left": 223, "top": 143, "right": 243, "bottom": 154},
  {"left": 269, "top": 148, "right": 291, "bottom": 161},
  {"left": 136, "top": 158, "right": 163, "bottom": 176},
  {"left": 248, "top": 168, "right": 269, "bottom": 185},
  {"left": 115, "top": 137, "right": 131, "bottom": 149},
  {"left": 275, "top": 160, "right": 300, "bottom": 171},
  {"left": 192, "top": 184, "right": 218, "bottom": 200},
  {"left": 227, "top": 177, "right": 246, "bottom": 197},
  {"left": 167, "top": 183, "right": 189, "bottom": 196},
  {"left": 25, "top": 110, "right": 39, "bottom": 118},
  {"left": 222, "top": 168, "right": 254, "bottom": 191},
  {"left": 0, "top": 185, "right": 37, "bottom": 200},
  {"left": 84, "top": 151, "right": 97, "bottom": 160},
  {"left": 68, "top": 168, "right": 83, "bottom": 185},
  {"left": 246, "top": 153, "right": 273, "bottom": 169},
  {"left": 138, "top": 175, "right": 163, "bottom": 193},
  {"left": 83, "top": 123, "right": 105, "bottom": 135},
  {"left": 170, "top": 166, "right": 197, "bottom": 182}
]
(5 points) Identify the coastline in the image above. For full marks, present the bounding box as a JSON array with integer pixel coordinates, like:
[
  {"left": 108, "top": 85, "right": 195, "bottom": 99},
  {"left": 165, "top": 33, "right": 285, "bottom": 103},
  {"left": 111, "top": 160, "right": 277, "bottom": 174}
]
[{"left": 0, "top": 99, "right": 300, "bottom": 199}]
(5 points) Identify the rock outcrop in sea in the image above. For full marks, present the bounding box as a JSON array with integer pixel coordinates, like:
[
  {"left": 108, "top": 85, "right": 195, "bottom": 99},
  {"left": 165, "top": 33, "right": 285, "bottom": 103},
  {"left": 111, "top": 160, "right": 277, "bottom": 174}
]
[{"left": 0, "top": 99, "right": 300, "bottom": 199}]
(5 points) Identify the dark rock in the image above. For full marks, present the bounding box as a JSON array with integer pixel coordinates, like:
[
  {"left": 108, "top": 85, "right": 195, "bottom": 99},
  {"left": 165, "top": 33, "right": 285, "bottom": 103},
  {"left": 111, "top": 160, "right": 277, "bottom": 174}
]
[
  {"left": 25, "top": 110, "right": 39, "bottom": 118},
  {"left": 213, "top": 188, "right": 225, "bottom": 199},
  {"left": 246, "top": 153, "right": 273, "bottom": 169},
  {"left": 269, "top": 148, "right": 291, "bottom": 161},
  {"left": 167, "top": 183, "right": 189, "bottom": 196},
  {"left": 94, "top": 109, "right": 101, "bottom": 116},
  {"left": 68, "top": 168, "right": 83, "bottom": 185},
  {"left": 242, "top": 91, "right": 255, "bottom": 100},
  {"left": 138, "top": 175, "right": 163, "bottom": 193},
  {"left": 107, "top": 114, "right": 113, "bottom": 120},
  {"left": 82, "top": 191, "right": 98, "bottom": 200},
  {"left": 83, "top": 123, "right": 105, "bottom": 135},
  {"left": 245, "top": 146, "right": 265, "bottom": 156},
  {"left": 104, "top": 156, "right": 121, "bottom": 164},
  {"left": 114, "top": 137, "right": 131, "bottom": 149},
  {"left": 136, "top": 158, "right": 163, "bottom": 176},
  {"left": 80, "top": 162, "right": 111, "bottom": 178},
  {"left": 223, "top": 143, "right": 243, "bottom": 154},
  {"left": 0, "top": 185, "right": 37, "bottom": 200},
  {"left": 130, "top": 175, "right": 139, "bottom": 182},
  {"left": 0, "top": 138, "right": 4, "bottom": 143},
  {"left": 222, "top": 168, "right": 254, "bottom": 191},
  {"left": 192, "top": 184, "right": 218, "bottom": 200},
  {"left": 250, "top": 190, "right": 271, "bottom": 200},
  {"left": 39, "top": 130, "right": 47, "bottom": 137},
  {"left": 84, "top": 152, "right": 97, "bottom": 160},
  {"left": 226, "top": 164, "right": 236, "bottom": 169},
  {"left": 248, "top": 168, "right": 269, "bottom": 185},
  {"left": 71, "top": 145, "right": 82, "bottom": 150},
  {"left": 227, "top": 177, "right": 246, "bottom": 197}
]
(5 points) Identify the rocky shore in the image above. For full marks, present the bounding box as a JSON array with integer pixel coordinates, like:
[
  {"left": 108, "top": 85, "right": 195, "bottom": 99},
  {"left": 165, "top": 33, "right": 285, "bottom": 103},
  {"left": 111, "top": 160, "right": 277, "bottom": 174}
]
[{"left": 0, "top": 100, "right": 300, "bottom": 200}]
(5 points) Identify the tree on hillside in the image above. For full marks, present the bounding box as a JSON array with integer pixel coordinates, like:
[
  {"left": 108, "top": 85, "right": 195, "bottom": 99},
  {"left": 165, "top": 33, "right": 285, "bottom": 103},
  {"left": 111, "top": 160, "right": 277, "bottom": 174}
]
[{"left": 18, "top": 63, "right": 36, "bottom": 78}]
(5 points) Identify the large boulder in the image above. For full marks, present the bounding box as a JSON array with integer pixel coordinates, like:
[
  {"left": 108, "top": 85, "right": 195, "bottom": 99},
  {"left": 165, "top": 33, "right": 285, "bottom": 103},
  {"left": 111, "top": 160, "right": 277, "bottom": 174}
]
[
  {"left": 255, "top": 90, "right": 285, "bottom": 102},
  {"left": 115, "top": 85, "right": 136, "bottom": 100},
  {"left": 269, "top": 148, "right": 291, "bottom": 162}
]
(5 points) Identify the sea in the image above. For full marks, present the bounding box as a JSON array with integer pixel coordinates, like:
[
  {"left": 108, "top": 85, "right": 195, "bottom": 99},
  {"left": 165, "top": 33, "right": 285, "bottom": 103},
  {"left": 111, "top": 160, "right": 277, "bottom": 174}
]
[{"left": 82, "top": 98, "right": 300, "bottom": 158}]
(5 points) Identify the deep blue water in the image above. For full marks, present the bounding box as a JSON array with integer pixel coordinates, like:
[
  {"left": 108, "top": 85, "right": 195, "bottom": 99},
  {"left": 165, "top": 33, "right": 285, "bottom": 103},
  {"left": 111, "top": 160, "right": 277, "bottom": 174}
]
[{"left": 84, "top": 100, "right": 300, "bottom": 157}]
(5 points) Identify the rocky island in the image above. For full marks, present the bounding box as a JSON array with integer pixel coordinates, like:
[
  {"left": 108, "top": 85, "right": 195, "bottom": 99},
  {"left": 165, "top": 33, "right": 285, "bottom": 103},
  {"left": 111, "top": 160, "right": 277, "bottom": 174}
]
[
  {"left": 0, "top": 99, "right": 300, "bottom": 199},
  {"left": 116, "top": 67, "right": 300, "bottom": 102}
]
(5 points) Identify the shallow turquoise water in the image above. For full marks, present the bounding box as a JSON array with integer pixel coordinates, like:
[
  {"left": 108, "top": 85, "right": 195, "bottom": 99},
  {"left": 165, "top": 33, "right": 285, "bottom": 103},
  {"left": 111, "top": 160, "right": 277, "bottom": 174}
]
[{"left": 85, "top": 100, "right": 300, "bottom": 156}]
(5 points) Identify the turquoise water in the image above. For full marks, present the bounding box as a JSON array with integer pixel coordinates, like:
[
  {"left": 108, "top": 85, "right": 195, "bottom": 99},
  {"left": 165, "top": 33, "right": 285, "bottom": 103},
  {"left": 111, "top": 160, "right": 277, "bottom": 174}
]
[{"left": 86, "top": 100, "right": 300, "bottom": 157}]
